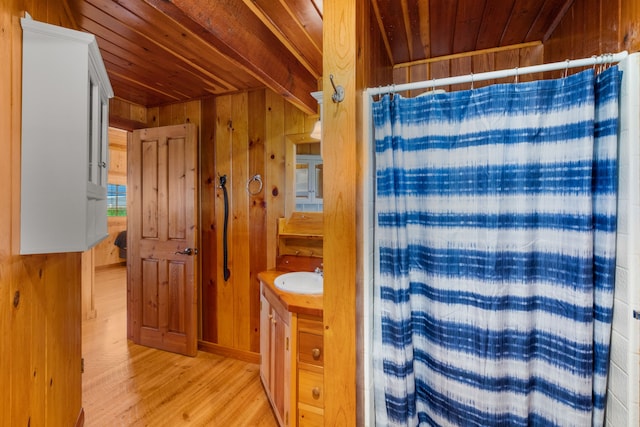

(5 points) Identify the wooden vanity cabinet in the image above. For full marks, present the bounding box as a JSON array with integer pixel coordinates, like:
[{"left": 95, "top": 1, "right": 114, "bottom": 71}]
[
  {"left": 260, "top": 280, "right": 324, "bottom": 426},
  {"left": 260, "top": 287, "right": 292, "bottom": 426},
  {"left": 296, "top": 315, "right": 324, "bottom": 426}
]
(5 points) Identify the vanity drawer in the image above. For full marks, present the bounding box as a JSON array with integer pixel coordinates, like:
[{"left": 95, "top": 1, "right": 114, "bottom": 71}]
[
  {"left": 298, "top": 331, "right": 323, "bottom": 365},
  {"left": 298, "top": 369, "right": 324, "bottom": 408}
]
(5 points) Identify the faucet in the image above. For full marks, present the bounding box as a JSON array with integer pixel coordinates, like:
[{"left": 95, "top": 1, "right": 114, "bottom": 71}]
[{"left": 314, "top": 263, "right": 323, "bottom": 277}]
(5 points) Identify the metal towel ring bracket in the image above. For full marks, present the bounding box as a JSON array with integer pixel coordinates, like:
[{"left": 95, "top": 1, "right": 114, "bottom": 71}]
[{"left": 246, "top": 174, "right": 263, "bottom": 195}]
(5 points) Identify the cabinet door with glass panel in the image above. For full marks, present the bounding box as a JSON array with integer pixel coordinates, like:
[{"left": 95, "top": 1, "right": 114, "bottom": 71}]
[
  {"left": 295, "top": 154, "right": 323, "bottom": 212},
  {"left": 19, "top": 16, "right": 113, "bottom": 254}
]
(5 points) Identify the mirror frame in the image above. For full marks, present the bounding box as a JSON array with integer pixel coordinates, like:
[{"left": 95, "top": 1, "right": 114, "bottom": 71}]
[{"left": 285, "top": 132, "right": 321, "bottom": 218}]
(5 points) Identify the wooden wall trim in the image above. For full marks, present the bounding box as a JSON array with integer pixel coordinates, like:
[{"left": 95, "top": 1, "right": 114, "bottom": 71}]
[
  {"left": 198, "top": 341, "right": 260, "bottom": 364},
  {"left": 323, "top": 0, "right": 359, "bottom": 425},
  {"left": 394, "top": 41, "right": 542, "bottom": 69}
]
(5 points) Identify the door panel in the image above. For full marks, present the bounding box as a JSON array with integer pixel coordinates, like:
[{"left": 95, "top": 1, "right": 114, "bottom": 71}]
[{"left": 129, "top": 123, "right": 198, "bottom": 357}]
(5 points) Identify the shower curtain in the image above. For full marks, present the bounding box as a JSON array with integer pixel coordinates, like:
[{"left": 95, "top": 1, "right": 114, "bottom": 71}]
[{"left": 372, "top": 66, "right": 621, "bottom": 427}]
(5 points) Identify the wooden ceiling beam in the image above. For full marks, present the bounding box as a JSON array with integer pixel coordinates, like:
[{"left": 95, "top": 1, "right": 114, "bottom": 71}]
[
  {"left": 144, "top": 0, "right": 318, "bottom": 114},
  {"left": 245, "top": 0, "right": 322, "bottom": 77}
]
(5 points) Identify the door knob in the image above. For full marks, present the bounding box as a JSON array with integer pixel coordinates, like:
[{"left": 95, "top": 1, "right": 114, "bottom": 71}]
[{"left": 175, "top": 247, "right": 198, "bottom": 256}]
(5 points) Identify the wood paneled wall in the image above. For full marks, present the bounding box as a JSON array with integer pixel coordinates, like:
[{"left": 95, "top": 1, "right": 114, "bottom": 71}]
[
  {"left": 1, "top": 1, "right": 84, "bottom": 426},
  {"left": 200, "top": 90, "right": 311, "bottom": 354},
  {"left": 389, "top": 0, "right": 640, "bottom": 92},
  {"left": 545, "top": 0, "right": 620, "bottom": 65},
  {"left": 393, "top": 43, "right": 545, "bottom": 91},
  {"left": 109, "top": 97, "right": 148, "bottom": 131},
  {"left": 545, "top": 0, "right": 640, "bottom": 66}
]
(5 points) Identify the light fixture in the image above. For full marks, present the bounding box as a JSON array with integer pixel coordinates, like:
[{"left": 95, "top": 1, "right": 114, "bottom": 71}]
[
  {"left": 310, "top": 90, "right": 323, "bottom": 141},
  {"left": 310, "top": 119, "right": 321, "bottom": 139}
]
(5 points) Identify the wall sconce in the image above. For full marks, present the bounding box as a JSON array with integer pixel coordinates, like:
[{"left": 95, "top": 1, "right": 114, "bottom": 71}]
[
  {"left": 310, "top": 90, "right": 323, "bottom": 141},
  {"left": 310, "top": 119, "right": 321, "bottom": 139}
]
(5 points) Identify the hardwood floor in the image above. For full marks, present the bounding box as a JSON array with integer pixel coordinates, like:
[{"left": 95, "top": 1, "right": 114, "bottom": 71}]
[{"left": 82, "top": 265, "right": 277, "bottom": 426}]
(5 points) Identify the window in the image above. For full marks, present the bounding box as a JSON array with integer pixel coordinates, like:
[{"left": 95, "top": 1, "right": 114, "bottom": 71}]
[{"left": 107, "top": 184, "right": 127, "bottom": 216}]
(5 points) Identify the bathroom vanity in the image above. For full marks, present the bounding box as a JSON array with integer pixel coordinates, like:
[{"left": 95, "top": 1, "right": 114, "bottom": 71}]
[{"left": 258, "top": 270, "right": 323, "bottom": 427}]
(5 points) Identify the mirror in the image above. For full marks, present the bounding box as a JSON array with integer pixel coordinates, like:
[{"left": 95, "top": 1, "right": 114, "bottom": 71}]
[{"left": 285, "top": 133, "right": 323, "bottom": 217}]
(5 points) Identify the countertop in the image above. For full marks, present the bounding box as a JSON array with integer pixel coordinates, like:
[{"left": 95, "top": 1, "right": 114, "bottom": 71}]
[{"left": 258, "top": 270, "right": 323, "bottom": 318}]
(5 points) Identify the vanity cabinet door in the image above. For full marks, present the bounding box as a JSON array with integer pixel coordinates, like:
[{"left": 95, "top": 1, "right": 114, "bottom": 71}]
[
  {"left": 260, "top": 284, "right": 292, "bottom": 426},
  {"left": 260, "top": 292, "right": 272, "bottom": 389}
]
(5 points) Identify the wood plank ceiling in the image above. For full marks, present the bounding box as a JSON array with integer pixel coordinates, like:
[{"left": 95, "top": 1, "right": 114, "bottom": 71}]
[
  {"left": 70, "top": 0, "right": 572, "bottom": 114},
  {"left": 373, "top": 0, "right": 574, "bottom": 64}
]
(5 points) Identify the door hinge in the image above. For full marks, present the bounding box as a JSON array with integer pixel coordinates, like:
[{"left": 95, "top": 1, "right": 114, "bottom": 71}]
[
  {"left": 81, "top": 357, "right": 84, "bottom": 373},
  {"left": 286, "top": 337, "right": 289, "bottom": 351}
]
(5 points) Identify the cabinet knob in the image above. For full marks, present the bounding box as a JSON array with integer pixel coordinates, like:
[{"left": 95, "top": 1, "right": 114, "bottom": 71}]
[
  {"left": 311, "top": 348, "right": 321, "bottom": 360},
  {"left": 271, "top": 318, "right": 277, "bottom": 325},
  {"left": 312, "top": 387, "right": 321, "bottom": 400}
]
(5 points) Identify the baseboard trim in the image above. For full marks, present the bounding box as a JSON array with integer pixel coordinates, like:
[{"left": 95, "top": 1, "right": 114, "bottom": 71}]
[{"left": 198, "top": 341, "right": 260, "bottom": 364}]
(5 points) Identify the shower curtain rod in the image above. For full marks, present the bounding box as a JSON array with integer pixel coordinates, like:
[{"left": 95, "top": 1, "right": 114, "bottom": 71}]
[{"left": 365, "top": 50, "right": 628, "bottom": 97}]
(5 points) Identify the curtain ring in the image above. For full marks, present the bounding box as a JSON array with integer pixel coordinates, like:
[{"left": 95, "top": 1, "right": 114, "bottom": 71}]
[
  {"left": 246, "top": 174, "right": 263, "bottom": 196},
  {"left": 514, "top": 67, "right": 519, "bottom": 84},
  {"left": 563, "top": 59, "right": 570, "bottom": 78},
  {"left": 470, "top": 72, "right": 474, "bottom": 90}
]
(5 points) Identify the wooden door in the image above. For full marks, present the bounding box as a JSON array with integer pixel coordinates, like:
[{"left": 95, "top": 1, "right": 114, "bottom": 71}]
[{"left": 128, "top": 123, "right": 198, "bottom": 356}]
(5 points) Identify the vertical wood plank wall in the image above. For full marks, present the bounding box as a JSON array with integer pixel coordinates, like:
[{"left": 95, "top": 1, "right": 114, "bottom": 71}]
[
  {"left": 392, "top": 44, "right": 545, "bottom": 90},
  {"left": 202, "top": 90, "right": 309, "bottom": 354},
  {"left": 1, "top": 1, "right": 84, "bottom": 426},
  {"left": 545, "top": 0, "right": 622, "bottom": 66}
]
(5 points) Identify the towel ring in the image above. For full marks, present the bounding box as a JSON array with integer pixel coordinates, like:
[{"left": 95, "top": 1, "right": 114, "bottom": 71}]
[{"left": 246, "top": 174, "right": 263, "bottom": 195}]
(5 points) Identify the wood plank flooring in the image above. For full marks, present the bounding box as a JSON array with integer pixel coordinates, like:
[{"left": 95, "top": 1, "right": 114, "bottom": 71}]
[{"left": 82, "top": 265, "right": 277, "bottom": 426}]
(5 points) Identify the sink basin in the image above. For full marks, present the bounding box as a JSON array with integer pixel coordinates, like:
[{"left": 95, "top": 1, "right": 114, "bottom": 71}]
[{"left": 274, "top": 272, "right": 323, "bottom": 295}]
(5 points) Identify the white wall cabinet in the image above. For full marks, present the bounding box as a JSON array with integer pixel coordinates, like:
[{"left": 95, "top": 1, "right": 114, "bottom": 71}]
[{"left": 20, "top": 16, "right": 113, "bottom": 254}]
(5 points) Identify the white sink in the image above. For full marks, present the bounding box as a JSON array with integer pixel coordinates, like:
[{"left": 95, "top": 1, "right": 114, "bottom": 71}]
[{"left": 274, "top": 271, "right": 323, "bottom": 295}]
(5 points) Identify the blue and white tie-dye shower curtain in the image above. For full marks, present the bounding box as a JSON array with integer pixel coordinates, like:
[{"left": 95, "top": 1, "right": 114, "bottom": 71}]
[{"left": 372, "top": 66, "right": 621, "bottom": 427}]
